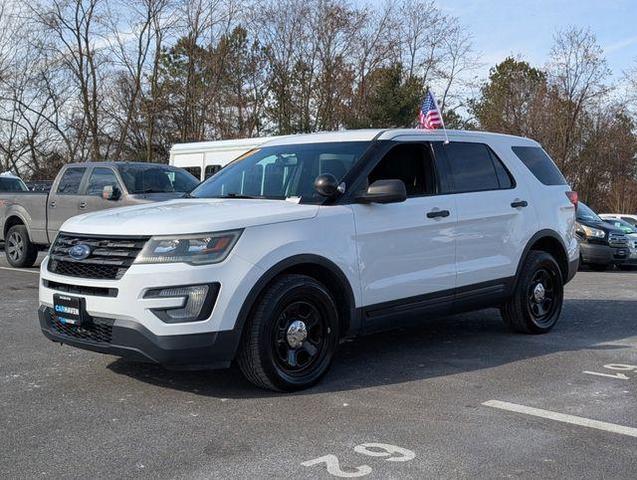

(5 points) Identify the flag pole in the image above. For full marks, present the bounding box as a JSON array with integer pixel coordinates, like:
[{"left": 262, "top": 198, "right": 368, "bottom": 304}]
[{"left": 430, "top": 90, "right": 450, "bottom": 144}]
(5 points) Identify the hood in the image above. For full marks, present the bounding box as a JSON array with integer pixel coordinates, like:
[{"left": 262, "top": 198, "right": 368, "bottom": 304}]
[
  {"left": 61, "top": 198, "right": 319, "bottom": 236},
  {"left": 576, "top": 218, "right": 623, "bottom": 235},
  {"left": 128, "top": 192, "right": 188, "bottom": 202}
]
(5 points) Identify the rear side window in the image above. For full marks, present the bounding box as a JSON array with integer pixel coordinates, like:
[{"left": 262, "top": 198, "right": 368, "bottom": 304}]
[
  {"left": 512, "top": 146, "right": 567, "bottom": 185},
  {"left": 56, "top": 168, "right": 86, "bottom": 194},
  {"left": 205, "top": 165, "right": 222, "bottom": 179},
  {"left": 184, "top": 167, "right": 201, "bottom": 180},
  {"left": 443, "top": 142, "right": 512, "bottom": 193}
]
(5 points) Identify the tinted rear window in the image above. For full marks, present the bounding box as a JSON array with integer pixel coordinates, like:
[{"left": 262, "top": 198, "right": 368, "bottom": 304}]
[
  {"left": 443, "top": 142, "right": 512, "bottom": 193},
  {"left": 512, "top": 146, "right": 567, "bottom": 186}
]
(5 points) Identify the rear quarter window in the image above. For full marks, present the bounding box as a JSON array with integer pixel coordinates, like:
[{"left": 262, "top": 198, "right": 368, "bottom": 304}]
[
  {"left": 512, "top": 146, "right": 567, "bottom": 186},
  {"left": 441, "top": 142, "right": 514, "bottom": 193}
]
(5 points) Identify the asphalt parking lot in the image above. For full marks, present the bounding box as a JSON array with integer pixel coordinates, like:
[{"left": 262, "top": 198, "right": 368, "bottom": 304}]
[{"left": 1, "top": 254, "right": 636, "bottom": 479}]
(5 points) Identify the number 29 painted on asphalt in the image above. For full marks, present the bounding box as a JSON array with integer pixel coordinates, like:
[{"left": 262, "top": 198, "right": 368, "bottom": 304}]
[{"left": 301, "top": 443, "right": 416, "bottom": 478}]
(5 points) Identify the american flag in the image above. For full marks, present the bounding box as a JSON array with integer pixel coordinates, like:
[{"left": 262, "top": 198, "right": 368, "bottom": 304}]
[{"left": 418, "top": 91, "right": 443, "bottom": 129}]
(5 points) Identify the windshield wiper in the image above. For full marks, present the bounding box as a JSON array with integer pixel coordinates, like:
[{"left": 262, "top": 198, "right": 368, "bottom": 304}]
[
  {"left": 136, "top": 188, "right": 171, "bottom": 194},
  {"left": 215, "top": 193, "right": 261, "bottom": 199}
]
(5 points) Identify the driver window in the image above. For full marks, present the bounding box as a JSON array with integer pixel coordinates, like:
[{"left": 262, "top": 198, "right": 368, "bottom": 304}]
[
  {"left": 86, "top": 168, "right": 120, "bottom": 196},
  {"left": 368, "top": 143, "right": 437, "bottom": 197}
]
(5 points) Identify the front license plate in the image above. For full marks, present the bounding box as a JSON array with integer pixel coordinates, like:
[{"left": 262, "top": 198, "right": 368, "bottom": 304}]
[{"left": 53, "top": 294, "right": 85, "bottom": 326}]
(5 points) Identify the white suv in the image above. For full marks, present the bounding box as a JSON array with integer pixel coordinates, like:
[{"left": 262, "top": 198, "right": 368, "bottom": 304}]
[{"left": 39, "top": 129, "right": 579, "bottom": 391}]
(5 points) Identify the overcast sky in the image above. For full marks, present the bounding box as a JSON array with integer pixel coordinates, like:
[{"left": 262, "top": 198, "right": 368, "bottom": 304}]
[
  {"left": 442, "top": 0, "right": 636, "bottom": 79},
  {"left": 364, "top": 0, "right": 637, "bottom": 82}
]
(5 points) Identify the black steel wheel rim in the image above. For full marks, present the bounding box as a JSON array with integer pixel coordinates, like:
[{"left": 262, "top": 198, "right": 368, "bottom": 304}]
[
  {"left": 7, "top": 231, "right": 24, "bottom": 262},
  {"left": 272, "top": 300, "right": 328, "bottom": 376},
  {"left": 527, "top": 267, "right": 558, "bottom": 325}
]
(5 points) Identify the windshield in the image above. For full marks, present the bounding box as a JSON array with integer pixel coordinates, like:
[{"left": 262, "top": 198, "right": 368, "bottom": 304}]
[
  {"left": 117, "top": 164, "right": 198, "bottom": 194},
  {"left": 190, "top": 142, "right": 369, "bottom": 202},
  {"left": 604, "top": 218, "right": 637, "bottom": 233},
  {"left": 0, "top": 177, "right": 28, "bottom": 192},
  {"left": 576, "top": 202, "right": 602, "bottom": 223}
]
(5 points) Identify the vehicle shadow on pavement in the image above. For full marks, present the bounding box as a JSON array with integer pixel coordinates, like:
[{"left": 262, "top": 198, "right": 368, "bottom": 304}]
[{"left": 107, "top": 298, "right": 637, "bottom": 398}]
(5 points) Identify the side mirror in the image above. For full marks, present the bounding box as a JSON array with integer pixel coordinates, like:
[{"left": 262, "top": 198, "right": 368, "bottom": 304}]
[
  {"left": 356, "top": 179, "right": 407, "bottom": 204},
  {"left": 102, "top": 185, "right": 121, "bottom": 201},
  {"left": 314, "top": 173, "right": 341, "bottom": 198}
]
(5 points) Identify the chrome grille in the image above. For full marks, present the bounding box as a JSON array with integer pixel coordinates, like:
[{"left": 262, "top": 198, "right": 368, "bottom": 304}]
[
  {"left": 48, "top": 233, "right": 148, "bottom": 280},
  {"left": 608, "top": 233, "right": 628, "bottom": 248}
]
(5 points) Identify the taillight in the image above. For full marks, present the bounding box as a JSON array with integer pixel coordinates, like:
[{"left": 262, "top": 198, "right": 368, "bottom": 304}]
[{"left": 565, "top": 191, "right": 578, "bottom": 208}]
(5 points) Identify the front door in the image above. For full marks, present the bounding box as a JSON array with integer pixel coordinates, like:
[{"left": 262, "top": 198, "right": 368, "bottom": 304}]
[
  {"left": 81, "top": 167, "right": 124, "bottom": 213},
  {"left": 350, "top": 142, "right": 457, "bottom": 316},
  {"left": 47, "top": 167, "right": 88, "bottom": 240}
]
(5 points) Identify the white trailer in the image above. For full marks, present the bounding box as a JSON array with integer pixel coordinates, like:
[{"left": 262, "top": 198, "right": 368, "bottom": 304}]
[{"left": 169, "top": 137, "right": 280, "bottom": 182}]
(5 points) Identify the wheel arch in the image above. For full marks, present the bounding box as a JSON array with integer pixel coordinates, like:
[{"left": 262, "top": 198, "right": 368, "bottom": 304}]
[
  {"left": 235, "top": 254, "right": 359, "bottom": 349},
  {"left": 3, "top": 214, "right": 28, "bottom": 239},
  {"left": 515, "top": 230, "right": 570, "bottom": 286}
]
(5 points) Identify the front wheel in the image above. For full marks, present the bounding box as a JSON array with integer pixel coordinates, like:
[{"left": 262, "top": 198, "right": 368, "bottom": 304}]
[
  {"left": 5, "top": 225, "right": 38, "bottom": 268},
  {"left": 501, "top": 251, "right": 564, "bottom": 334},
  {"left": 238, "top": 274, "right": 340, "bottom": 391}
]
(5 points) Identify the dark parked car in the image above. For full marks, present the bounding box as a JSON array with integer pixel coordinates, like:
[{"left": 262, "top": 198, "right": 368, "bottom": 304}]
[
  {"left": 575, "top": 202, "right": 630, "bottom": 271},
  {"left": 0, "top": 175, "right": 29, "bottom": 193}
]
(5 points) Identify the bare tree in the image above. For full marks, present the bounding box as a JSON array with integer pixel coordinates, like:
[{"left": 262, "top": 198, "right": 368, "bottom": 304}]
[
  {"left": 547, "top": 27, "right": 611, "bottom": 172},
  {"left": 30, "top": 0, "right": 108, "bottom": 161}
]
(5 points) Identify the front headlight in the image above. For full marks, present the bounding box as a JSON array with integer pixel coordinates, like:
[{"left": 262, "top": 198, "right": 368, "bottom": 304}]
[
  {"left": 135, "top": 230, "right": 242, "bottom": 265},
  {"left": 581, "top": 225, "right": 605, "bottom": 239}
]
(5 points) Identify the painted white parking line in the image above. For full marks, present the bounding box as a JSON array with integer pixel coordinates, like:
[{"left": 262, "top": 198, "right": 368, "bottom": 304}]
[
  {"left": 0, "top": 266, "right": 39, "bottom": 275},
  {"left": 483, "top": 400, "right": 637, "bottom": 438}
]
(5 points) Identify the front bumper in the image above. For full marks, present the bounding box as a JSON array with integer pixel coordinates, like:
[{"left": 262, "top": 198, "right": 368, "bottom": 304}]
[
  {"left": 39, "top": 253, "right": 264, "bottom": 336},
  {"left": 39, "top": 306, "right": 240, "bottom": 369},
  {"left": 579, "top": 242, "right": 629, "bottom": 266},
  {"left": 38, "top": 252, "right": 266, "bottom": 368}
]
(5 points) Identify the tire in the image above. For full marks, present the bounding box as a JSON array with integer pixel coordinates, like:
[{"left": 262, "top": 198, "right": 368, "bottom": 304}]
[
  {"left": 618, "top": 265, "right": 635, "bottom": 271},
  {"left": 501, "top": 250, "right": 564, "bottom": 334},
  {"left": 589, "top": 264, "right": 608, "bottom": 272},
  {"left": 5, "top": 225, "right": 38, "bottom": 268},
  {"left": 237, "top": 274, "right": 340, "bottom": 392}
]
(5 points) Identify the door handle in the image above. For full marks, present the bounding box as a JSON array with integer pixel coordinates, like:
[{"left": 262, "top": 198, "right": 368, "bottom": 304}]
[
  {"left": 79, "top": 202, "right": 87, "bottom": 209},
  {"left": 427, "top": 209, "right": 450, "bottom": 219},
  {"left": 49, "top": 201, "right": 56, "bottom": 208},
  {"left": 511, "top": 200, "right": 528, "bottom": 208}
]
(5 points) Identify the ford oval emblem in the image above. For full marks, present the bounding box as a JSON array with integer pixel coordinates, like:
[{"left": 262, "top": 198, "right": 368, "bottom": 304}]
[{"left": 69, "top": 243, "right": 92, "bottom": 261}]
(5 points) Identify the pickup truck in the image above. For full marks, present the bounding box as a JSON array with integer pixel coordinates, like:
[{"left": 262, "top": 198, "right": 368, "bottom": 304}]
[{"left": 0, "top": 162, "right": 199, "bottom": 267}]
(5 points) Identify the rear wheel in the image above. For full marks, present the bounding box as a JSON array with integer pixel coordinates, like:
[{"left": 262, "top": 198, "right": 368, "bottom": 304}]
[
  {"left": 501, "top": 251, "right": 564, "bottom": 334},
  {"left": 237, "top": 274, "right": 339, "bottom": 391},
  {"left": 5, "top": 225, "right": 38, "bottom": 268}
]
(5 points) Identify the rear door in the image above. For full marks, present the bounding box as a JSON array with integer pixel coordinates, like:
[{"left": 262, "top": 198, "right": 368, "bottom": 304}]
[
  {"left": 437, "top": 141, "right": 537, "bottom": 289},
  {"left": 47, "top": 167, "right": 88, "bottom": 238},
  {"left": 351, "top": 141, "right": 457, "bottom": 322}
]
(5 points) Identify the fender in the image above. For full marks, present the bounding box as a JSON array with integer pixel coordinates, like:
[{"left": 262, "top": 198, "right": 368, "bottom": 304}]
[
  {"left": 233, "top": 254, "right": 359, "bottom": 347},
  {"left": 2, "top": 209, "right": 31, "bottom": 241},
  {"left": 513, "top": 229, "right": 570, "bottom": 289}
]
